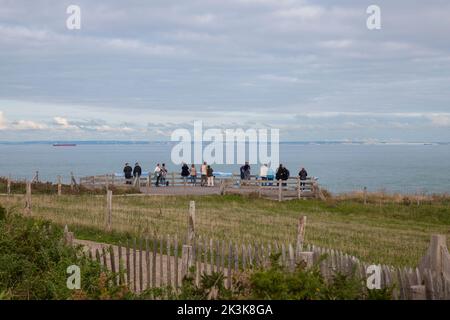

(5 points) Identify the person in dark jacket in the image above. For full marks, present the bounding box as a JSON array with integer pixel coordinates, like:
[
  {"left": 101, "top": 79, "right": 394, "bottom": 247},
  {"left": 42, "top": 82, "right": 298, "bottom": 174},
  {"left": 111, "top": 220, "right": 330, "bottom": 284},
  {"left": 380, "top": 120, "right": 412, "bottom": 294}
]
[
  {"left": 123, "top": 163, "right": 133, "bottom": 184},
  {"left": 276, "top": 164, "right": 289, "bottom": 186},
  {"left": 133, "top": 162, "right": 142, "bottom": 178},
  {"left": 239, "top": 165, "right": 245, "bottom": 180},
  {"left": 299, "top": 167, "right": 308, "bottom": 189},
  {"left": 243, "top": 162, "right": 251, "bottom": 180},
  {"left": 240, "top": 162, "right": 251, "bottom": 185},
  {"left": 161, "top": 163, "right": 168, "bottom": 186},
  {"left": 206, "top": 165, "right": 214, "bottom": 187},
  {"left": 181, "top": 162, "right": 190, "bottom": 183}
]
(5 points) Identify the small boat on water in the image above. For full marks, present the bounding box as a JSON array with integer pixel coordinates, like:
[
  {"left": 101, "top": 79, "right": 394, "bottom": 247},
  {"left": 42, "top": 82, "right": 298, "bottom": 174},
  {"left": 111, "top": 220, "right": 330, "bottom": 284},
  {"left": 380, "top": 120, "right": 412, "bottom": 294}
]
[{"left": 53, "top": 143, "right": 77, "bottom": 147}]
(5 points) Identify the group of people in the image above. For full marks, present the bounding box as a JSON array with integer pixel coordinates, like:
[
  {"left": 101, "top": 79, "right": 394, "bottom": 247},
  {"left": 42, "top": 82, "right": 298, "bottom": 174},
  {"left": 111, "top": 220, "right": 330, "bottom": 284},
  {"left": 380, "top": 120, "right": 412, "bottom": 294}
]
[
  {"left": 181, "top": 162, "right": 215, "bottom": 187},
  {"left": 261, "top": 164, "right": 307, "bottom": 186},
  {"left": 123, "top": 161, "right": 308, "bottom": 188},
  {"left": 123, "top": 162, "right": 142, "bottom": 185},
  {"left": 153, "top": 163, "right": 168, "bottom": 187}
]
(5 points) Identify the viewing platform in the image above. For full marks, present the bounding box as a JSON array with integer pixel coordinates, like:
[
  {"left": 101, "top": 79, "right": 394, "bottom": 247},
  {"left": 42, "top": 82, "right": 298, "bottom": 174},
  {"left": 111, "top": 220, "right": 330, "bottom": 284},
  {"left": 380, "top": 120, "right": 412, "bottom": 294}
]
[{"left": 79, "top": 173, "right": 324, "bottom": 201}]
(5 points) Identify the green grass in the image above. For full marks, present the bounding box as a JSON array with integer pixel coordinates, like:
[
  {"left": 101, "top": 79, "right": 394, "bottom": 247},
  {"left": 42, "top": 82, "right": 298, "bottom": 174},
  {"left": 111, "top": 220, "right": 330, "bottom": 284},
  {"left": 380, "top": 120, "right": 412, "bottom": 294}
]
[{"left": 1, "top": 193, "right": 449, "bottom": 268}]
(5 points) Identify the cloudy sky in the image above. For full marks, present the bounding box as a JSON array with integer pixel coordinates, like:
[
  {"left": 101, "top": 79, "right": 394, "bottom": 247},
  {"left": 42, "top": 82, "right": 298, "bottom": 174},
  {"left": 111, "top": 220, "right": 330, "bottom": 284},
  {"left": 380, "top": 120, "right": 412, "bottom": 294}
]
[{"left": 1, "top": 0, "right": 450, "bottom": 141}]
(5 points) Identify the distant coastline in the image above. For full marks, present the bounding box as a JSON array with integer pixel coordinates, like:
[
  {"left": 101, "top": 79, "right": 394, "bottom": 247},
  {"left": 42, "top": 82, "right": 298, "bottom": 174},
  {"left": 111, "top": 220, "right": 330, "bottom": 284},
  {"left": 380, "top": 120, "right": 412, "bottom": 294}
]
[{"left": 0, "top": 140, "right": 449, "bottom": 146}]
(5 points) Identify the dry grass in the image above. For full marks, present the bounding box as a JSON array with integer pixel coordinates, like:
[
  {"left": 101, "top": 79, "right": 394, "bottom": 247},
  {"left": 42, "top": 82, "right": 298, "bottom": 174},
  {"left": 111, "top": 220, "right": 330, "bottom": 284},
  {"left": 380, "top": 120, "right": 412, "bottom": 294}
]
[{"left": 1, "top": 192, "right": 449, "bottom": 267}]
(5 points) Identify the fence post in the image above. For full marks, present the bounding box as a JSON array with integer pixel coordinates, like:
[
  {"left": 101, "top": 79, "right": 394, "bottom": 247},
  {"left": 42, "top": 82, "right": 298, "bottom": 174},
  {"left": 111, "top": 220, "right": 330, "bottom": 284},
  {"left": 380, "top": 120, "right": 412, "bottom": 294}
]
[
  {"left": 410, "top": 285, "right": 426, "bottom": 300},
  {"left": 105, "top": 190, "right": 113, "bottom": 231},
  {"left": 278, "top": 180, "right": 282, "bottom": 202},
  {"left": 227, "top": 242, "right": 232, "bottom": 289},
  {"left": 297, "top": 177, "right": 301, "bottom": 199},
  {"left": 430, "top": 235, "right": 447, "bottom": 274},
  {"left": 25, "top": 181, "right": 32, "bottom": 215},
  {"left": 187, "top": 200, "right": 196, "bottom": 245},
  {"left": 171, "top": 172, "right": 175, "bottom": 187},
  {"left": 7, "top": 175, "right": 11, "bottom": 195},
  {"left": 363, "top": 186, "right": 367, "bottom": 205},
  {"left": 181, "top": 245, "right": 193, "bottom": 279},
  {"left": 63, "top": 225, "right": 74, "bottom": 246},
  {"left": 220, "top": 180, "right": 225, "bottom": 196},
  {"left": 57, "top": 175, "right": 62, "bottom": 196},
  {"left": 419, "top": 235, "right": 449, "bottom": 274},
  {"left": 109, "top": 245, "right": 117, "bottom": 285},
  {"left": 418, "top": 234, "right": 450, "bottom": 299},
  {"left": 296, "top": 216, "right": 307, "bottom": 255},
  {"left": 288, "top": 244, "right": 295, "bottom": 271},
  {"left": 258, "top": 179, "right": 262, "bottom": 198},
  {"left": 146, "top": 175, "right": 151, "bottom": 194},
  {"left": 166, "top": 235, "right": 172, "bottom": 288}
]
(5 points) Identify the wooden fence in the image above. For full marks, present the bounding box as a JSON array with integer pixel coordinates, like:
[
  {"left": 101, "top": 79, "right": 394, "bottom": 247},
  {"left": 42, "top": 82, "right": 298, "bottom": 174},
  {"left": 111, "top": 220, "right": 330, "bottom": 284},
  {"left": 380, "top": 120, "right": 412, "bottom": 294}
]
[
  {"left": 78, "top": 173, "right": 323, "bottom": 200},
  {"left": 1, "top": 171, "right": 324, "bottom": 201},
  {"left": 65, "top": 200, "right": 450, "bottom": 300},
  {"left": 70, "top": 230, "right": 450, "bottom": 300}
]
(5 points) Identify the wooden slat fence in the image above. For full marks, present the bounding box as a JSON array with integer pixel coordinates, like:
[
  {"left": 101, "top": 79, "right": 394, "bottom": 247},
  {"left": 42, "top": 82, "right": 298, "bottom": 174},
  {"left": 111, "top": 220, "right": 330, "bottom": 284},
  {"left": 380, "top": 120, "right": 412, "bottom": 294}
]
[{"left": 72, "top": 231, "right": 450, "bottom": 299}]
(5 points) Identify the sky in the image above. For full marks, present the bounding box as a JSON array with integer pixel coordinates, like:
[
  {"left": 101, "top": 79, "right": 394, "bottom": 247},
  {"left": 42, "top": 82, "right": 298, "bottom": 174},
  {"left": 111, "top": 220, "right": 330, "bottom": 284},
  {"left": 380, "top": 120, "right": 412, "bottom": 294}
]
[{"left": 0, "top": 0, "right": 450, "bottom": 142}]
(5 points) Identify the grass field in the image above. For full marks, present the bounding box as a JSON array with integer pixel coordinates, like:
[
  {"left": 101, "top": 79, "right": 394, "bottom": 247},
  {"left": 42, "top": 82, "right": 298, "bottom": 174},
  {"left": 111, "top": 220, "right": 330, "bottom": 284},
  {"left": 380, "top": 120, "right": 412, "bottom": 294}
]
[{"left": 1, "top": 192, "right": 449, "bottom": 268}]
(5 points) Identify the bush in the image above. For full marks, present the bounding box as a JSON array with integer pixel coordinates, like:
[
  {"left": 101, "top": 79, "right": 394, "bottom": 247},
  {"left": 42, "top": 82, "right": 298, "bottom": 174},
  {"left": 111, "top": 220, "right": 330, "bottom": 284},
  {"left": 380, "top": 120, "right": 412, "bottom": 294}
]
[
  {"left": 0, "top": 206, "right": 131, "bottom": 300},
  {"left": 248, "top": 255, "right": 393, "bottom": 300},
  {"left": 138, "top": 255, "right": 393, "bottom": 300}
]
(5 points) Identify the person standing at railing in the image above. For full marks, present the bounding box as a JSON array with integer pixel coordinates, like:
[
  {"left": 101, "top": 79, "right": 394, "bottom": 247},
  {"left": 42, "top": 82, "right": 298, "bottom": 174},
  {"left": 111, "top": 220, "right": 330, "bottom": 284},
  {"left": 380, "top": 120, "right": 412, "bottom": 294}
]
[
  {"left": 207, "top": 165, "right": 214, "bottom": 187},
  {"left": 299, "top": 167, "right": 308, "bottom": 190},
  {"left": 161, "top": 163, "right": 168, "bottom": 186},
  {"left": 244, "top": 162, "right": 251, "bottom": 181},
  {"left": 240, "top": 162, "right": 251, "bottom": 186},
  {"left": 283, "top": 166, "right": 290, "bottom": 187},
  {"left": 201, "top": 161, "right": 208, "bottom": 187},
  {"left": 276, "top": 164, "right": 289, "bottom": 187},
  {"left": 260, "top": 163, "right": 268, "bottom": 186},
  {"left": 190, "top": 164, "right": 197, "bottom": 186},
  {"left": 181, "top": 162, "right": 190, "bottom": 184},
  {"left": 267, "top": 166, "right": 275, "bottom": 186},
  {"left": 154, "top": 163, "right": 161, "bottom": 187},
  {"left": 123, "top": 163, "right": 133, "bottom": 185},
  {"left": 133, "top": 163, "right": 142, "bottom": 178}
]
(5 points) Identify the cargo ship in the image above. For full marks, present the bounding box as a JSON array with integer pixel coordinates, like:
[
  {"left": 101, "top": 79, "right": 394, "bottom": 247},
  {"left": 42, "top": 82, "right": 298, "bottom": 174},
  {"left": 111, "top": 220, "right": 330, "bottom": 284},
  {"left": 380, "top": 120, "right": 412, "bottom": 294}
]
[{"left": 53, "top": 143, "right": 77, "bottom": 147}]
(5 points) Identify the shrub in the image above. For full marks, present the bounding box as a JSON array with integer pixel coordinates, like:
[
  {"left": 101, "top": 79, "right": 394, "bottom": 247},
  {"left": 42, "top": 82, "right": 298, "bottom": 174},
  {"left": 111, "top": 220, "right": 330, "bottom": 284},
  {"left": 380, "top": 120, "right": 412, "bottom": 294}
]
[
  {"left": 137, "top": 254, "right": 393, "bottom": 300},
  {"left": 0, "top": 207, "right": 131, "bottom": 300}
]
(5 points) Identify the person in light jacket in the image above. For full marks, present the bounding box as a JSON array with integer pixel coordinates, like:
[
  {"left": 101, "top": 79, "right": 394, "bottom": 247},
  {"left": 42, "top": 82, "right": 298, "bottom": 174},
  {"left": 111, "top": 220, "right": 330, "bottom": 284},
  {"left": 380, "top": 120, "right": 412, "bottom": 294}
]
[
  {"left": 260, "top": 163, "right": 268, "bottom": 186},
  {"left": 154, "top": 163, "right": 161, "bottom": 187},
  {"left": 201, "top": 161, "right": 208, "bottom": 187},
  {"left": 190, "top": 164, "right": 197, "bottom": 186}
]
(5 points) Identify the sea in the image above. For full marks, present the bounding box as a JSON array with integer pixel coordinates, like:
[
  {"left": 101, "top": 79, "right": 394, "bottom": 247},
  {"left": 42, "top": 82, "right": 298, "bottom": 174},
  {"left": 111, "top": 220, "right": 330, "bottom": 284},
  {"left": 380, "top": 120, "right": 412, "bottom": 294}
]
[{"left": 0, "top": 141, "right": 449, "bottom": 194}]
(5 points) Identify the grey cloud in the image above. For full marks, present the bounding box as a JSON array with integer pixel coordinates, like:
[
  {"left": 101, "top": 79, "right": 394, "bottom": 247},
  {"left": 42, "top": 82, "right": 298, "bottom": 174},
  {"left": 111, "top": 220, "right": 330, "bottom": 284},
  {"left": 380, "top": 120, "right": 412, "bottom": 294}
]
[{"left": 0, "top": 0, "right": 449, "bottom": 141}]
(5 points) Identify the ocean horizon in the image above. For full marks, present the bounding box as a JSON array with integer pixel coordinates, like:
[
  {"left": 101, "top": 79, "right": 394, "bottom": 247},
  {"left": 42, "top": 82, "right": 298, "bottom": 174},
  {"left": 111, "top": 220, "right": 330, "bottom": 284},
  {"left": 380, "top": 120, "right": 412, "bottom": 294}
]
[{"left": 1, "top": 142, "right": 449, "bottom": 195}]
